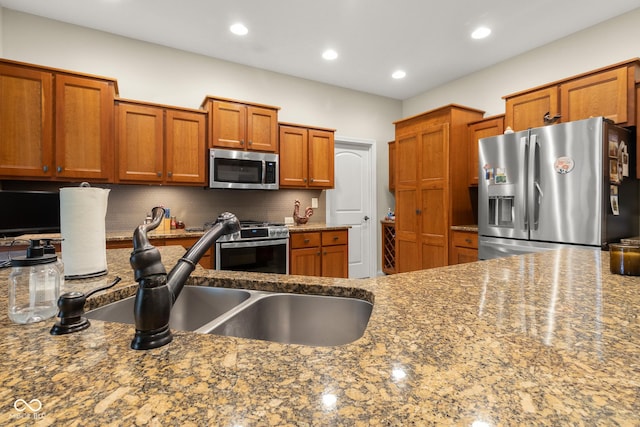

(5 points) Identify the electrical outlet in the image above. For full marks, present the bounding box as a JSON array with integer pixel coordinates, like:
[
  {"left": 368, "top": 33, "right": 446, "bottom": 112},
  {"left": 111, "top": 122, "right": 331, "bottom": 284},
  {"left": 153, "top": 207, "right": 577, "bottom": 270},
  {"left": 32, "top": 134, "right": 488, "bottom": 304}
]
[
  {"left": 284, "top": 216, "right": 294, "bottom": 225},
  {"left": 311, "top": 198, "right": 318, "bottom": 209}
]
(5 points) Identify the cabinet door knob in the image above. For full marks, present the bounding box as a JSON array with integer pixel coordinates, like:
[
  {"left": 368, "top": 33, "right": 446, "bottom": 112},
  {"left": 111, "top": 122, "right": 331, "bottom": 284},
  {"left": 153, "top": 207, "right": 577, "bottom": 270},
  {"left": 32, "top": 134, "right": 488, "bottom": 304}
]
[
  {"left": 248, "top": 140, "right": 253, "bottom": 145},
  {"left": 157, "top": 172, "right": 162, "bottom": 177},
  {"left": 465, "top": 238, "right": 472, "bottom": 243},
  {"left": 240, "top": 140, "right": 244, "bottom": 146},
  {"left": 333, "top": 236, "right": 339, "bottom": 241},
  {"left": 43, "top": 165, "right": 49, "bottom": 173},
  {"left": 167, "top": 171, "right": 173, "bottom": 178},
  {"left": 57, "top": 166, "right": 63, "bottom": 173},
  {"left": 317, "top": 251, "right": 321, "bottom": 256},
  {"left": 304, "top": 239, "right": 310, "bottom": 243},
  {"left": 416, "top": 209, "right": 422, "bottom": 215}
]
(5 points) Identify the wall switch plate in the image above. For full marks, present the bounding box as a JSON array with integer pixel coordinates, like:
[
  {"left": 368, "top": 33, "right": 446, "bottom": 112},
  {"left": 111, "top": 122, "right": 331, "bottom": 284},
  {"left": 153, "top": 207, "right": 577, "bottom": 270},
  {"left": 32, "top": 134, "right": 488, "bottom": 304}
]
[
  {"left": 284, "top": 216, "right": 294, "bottom": 225},
  {"left": 311, "top": 198, "right": 319, "bottom": 209}
]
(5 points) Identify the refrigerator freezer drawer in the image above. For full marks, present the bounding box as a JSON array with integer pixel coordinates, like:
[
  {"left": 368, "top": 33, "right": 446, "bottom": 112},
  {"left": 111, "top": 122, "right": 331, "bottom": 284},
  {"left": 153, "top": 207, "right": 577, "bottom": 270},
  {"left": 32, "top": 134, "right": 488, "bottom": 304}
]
[{"left": 478, "top": 236, "right": 595, "bottom": 260}]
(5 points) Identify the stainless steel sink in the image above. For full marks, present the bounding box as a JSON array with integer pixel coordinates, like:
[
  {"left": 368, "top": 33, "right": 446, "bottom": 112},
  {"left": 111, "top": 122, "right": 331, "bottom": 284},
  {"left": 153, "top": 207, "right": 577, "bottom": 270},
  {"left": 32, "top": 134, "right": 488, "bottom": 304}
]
[
  {"left": 203, "top": 293, "right": 373, "bottom": 346},
  {"left": 85, "top": 286, "right": 251, "bottom": 332},
  {"left": 86, "top": 286, "right": 373, "bottom": 346}
]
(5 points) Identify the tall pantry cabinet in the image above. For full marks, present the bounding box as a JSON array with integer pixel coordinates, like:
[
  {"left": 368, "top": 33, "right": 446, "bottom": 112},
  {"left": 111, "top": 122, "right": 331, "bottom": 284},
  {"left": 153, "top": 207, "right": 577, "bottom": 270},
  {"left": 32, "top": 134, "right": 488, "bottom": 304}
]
[{"left": 393, "top": 105, "right": 484, "bottom": 273}]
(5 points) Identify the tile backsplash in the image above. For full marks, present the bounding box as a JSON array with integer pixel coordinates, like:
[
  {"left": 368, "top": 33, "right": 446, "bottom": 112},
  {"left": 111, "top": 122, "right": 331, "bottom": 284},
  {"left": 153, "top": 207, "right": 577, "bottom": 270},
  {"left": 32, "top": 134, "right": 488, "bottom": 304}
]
[{"left": 2, "top": 181, "right": 325, "bottom": 231}]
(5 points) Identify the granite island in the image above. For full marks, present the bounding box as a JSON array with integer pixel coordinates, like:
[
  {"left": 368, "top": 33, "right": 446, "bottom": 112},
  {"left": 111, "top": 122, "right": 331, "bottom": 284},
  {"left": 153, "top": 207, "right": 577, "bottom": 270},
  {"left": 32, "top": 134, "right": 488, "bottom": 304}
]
[{"left": 0, "top": 246, "right": 638, "bottom": 425}]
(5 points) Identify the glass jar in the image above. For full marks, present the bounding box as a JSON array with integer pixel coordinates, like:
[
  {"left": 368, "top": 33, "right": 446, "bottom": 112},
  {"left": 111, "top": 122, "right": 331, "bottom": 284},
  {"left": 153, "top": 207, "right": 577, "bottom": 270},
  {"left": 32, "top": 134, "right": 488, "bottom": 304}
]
[
  {"left": 609, "top": 243, "right": 640, "bottom": 276},
  {"left": 8, "top": 240, "right": 62, "bottom": 324}
]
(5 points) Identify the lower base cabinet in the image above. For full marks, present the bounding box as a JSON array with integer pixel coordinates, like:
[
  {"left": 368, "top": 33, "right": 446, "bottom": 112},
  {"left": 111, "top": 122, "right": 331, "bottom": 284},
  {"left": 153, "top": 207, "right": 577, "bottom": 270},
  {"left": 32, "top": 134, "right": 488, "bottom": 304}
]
[
  {"left": 106, "top": 236, "right": 214, "bottom": 269},
  {"left": 449, "top": 230, "right": 478, "bottom": 265},
  {"left": 290, "top": 230, "right": 348, "bottom": 278}
]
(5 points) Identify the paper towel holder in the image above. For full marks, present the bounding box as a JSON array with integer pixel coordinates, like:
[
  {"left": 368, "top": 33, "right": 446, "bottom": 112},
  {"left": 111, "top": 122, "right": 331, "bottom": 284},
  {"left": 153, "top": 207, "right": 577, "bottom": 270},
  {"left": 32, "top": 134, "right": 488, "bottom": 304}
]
[{"left": 60, "top": 181, "right": 110, "bottom": 280}]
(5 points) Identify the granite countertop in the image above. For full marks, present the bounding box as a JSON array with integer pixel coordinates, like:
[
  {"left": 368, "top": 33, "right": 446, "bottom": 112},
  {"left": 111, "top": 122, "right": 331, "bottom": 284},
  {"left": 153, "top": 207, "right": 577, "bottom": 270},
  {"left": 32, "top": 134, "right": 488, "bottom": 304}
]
[
  {"left": 621, "top": 236, "right": 640, "bottom": 245},
  {"left": 17, "top": 223, "right": 348, "bottom": 243},
  {"left": 1, "top": 246, "right": 639, "bottom": 424},
  {"left": 451, "top": 224, "right": 479, "bottom": 232},
  {"left": 286, "top": 223, "right": 350, "bottom": 232}
]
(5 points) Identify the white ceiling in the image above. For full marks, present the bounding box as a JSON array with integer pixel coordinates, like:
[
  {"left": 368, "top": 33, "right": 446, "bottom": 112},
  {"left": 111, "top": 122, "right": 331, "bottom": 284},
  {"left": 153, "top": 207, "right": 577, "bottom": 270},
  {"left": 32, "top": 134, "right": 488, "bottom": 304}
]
[{"left": 2, "top": 0, "right": 640, "bottom": 100}]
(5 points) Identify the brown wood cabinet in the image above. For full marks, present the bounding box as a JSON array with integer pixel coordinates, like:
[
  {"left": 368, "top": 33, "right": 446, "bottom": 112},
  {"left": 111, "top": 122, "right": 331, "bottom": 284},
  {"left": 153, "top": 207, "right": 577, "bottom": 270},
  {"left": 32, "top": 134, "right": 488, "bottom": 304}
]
[
  {"left": 55, "top": 74, "right": 115, "bottom": 181},
  {"left": 394, "top": 104, "right": 484, "bottom": 273},
  {"left": 169, "top": 237, "right": 214, "bottom": 269},
  {"left": 289, "top": 230, "right": 348, "bottom": 278},
  {"left": 0, "top": 59, "right": 116, "bottom": 181},
  {"left": 116, "top": 100, "right": 206, "bottom": 185},
  {"left": 388, "top": 140, "right": 396, "bottom": 192},
  {"left": 0, "top": 63, "right": 54, "bottom": 178},
  {"left": 504, "top": 86, "right": 558, "bottom": 131},
  {"left": 201, "top": 96, "right": 279, "bottom": 152},
  {"left": 467, "top": 115, "right": 504, "bottom": 186},
  {"left": 279, "top": 123, "right": 335, "bottom": 189},
  {"left": 449, "top": 229, "right": 478, "bottom": 265},
  {"left": 560, "top": 64, "right": 637, "bottom": 125},
  {"left": 106, "top": 236, "right": 213, "bottom": 269},
  {"left": 504, "top": 59, "right": 640, "bottom": 131}
]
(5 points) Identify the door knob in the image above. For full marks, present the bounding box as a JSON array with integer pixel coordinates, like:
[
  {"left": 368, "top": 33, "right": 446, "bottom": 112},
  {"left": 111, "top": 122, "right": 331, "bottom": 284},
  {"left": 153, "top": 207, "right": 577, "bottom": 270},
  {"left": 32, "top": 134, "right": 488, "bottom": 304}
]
[{"left": 363, "top": 216, "right": 370, "bottom": 221}]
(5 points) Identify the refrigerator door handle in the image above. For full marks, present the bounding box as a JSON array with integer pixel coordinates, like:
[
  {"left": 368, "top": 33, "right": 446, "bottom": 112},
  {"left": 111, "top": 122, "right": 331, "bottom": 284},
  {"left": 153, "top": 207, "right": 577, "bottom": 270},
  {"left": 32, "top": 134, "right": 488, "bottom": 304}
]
[
  {"left": 521, "top": 135, "right": 530, "bottom": 231},
  {"left": 531, "top": 135, "right": 541, "bottom": 231}
]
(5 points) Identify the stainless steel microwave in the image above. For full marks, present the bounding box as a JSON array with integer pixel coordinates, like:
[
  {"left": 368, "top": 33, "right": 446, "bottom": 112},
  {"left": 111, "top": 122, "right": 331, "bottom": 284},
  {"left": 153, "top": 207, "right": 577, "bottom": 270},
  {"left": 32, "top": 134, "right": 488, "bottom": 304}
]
[{"left": 209, "top": 149, "right": 279, "bottom": 190}]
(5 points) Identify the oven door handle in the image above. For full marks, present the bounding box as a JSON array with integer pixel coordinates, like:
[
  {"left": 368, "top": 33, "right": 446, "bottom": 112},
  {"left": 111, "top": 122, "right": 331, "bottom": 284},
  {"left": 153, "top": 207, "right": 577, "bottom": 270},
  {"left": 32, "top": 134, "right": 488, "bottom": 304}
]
[{"left": 218, "top": 239, "right": 289, "bottom": 249}]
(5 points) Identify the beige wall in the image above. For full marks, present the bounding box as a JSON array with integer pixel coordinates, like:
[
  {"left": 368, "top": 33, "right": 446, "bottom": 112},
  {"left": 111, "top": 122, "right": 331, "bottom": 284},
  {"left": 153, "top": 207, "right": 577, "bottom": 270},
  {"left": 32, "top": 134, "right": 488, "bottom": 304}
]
[
  {"left": 0, "top": 9, "right": 401, "bottom": 272},
  {"left": 403, "top": 8, "right": 640, "bottom": 117}
]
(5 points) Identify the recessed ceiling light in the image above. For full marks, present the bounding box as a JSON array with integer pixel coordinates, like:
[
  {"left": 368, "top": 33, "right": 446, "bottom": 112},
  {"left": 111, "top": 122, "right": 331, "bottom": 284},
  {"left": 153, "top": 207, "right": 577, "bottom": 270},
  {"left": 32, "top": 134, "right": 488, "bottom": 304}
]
[
  {"left": 392, "top": 70, "right": 406, "bottom": 79},
  {"left": 471, "top": 26, "right": 491, "bottom": 39},
  {"left": 230, "top": 23, "right": 248, "bottom": 36},
  {"left": 322, "top": 49, "right": 338, "bottom": 60}
]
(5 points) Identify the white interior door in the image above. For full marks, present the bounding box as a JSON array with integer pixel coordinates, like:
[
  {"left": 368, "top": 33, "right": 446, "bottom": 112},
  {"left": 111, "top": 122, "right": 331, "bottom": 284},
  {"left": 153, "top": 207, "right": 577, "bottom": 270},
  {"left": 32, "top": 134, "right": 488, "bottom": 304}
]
[{"left": 327, "top": 137, "right": 376, "bottom": 278}]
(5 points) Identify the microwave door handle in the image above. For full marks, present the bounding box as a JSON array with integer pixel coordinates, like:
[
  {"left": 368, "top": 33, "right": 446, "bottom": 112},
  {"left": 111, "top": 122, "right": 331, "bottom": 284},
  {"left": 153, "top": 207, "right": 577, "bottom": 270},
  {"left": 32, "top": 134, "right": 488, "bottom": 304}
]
[{"left": 261, "top": 160, "right": 266, "bottom": 184}]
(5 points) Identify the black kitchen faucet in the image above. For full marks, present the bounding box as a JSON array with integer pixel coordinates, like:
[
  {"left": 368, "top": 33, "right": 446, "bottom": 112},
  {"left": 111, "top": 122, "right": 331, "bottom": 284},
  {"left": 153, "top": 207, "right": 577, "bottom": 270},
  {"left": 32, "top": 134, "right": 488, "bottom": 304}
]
[{"left": 129, "top": 206, "right": 240, "bottom": 350}]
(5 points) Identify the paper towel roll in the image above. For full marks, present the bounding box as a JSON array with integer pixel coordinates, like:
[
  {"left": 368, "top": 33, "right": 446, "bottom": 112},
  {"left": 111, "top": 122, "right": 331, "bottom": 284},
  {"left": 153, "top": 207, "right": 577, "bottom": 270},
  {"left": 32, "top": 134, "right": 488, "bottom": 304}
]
[{"left": 60, "top": 184, "right": 111, "bottom": 279}]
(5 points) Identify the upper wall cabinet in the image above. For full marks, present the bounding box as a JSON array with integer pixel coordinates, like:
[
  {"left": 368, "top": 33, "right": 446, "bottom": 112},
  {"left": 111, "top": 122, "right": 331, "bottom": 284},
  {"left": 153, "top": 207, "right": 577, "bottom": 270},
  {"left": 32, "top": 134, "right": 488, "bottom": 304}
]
[
  {"left": 116, "top": 100, "right": 206, "bottom": 185},
  {"left": 467, "top": 115, "right": 504, "bottom": 186},
  {"left": 279, "top": 123, "right": 335, "bottom": 189},
  {"left": 504, "top": 86, "right": 558, "bottom": 131},
  {"left": 201, "top": 96, "right": 280, "bottom": 153},
  {"left": 55, "top": 75, "right": 115, "bottom": 181},
  {"left": 504, "top": 59, "right": 640, "bottom": 131},
  {"left": 0, "top": 59, "right": 116, "bottom": 182},
  {"left": 0, "top": 63, "right": 53, "bottom": 178}
]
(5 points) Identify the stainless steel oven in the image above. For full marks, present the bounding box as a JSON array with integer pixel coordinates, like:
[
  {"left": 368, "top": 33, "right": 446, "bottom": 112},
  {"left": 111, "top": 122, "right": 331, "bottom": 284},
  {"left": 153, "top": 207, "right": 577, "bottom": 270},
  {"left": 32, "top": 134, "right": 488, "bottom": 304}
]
[{"left": 215, "top": 221, "right": 289, "bottom": 274}]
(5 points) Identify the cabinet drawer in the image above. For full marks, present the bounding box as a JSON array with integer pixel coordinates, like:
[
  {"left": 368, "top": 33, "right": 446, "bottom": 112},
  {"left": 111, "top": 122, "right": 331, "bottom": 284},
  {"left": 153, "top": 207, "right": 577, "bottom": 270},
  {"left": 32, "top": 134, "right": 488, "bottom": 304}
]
[
  {"left": 321, "top": 230, "right": 348, "bottom": 246},
  {"left": 290, "top": 232, "right": 321, "bottom": 249},
  {"left": 451, "top": 231, "right": 478, "bottom": 249}
]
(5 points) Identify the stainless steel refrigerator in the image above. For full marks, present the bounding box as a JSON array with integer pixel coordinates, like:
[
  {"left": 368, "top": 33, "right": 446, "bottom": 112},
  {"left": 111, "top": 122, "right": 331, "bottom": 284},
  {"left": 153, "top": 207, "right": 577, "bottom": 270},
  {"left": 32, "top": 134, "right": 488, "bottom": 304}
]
[{"left": 478, "top": 117, "right": 638, "bottom": 260}]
